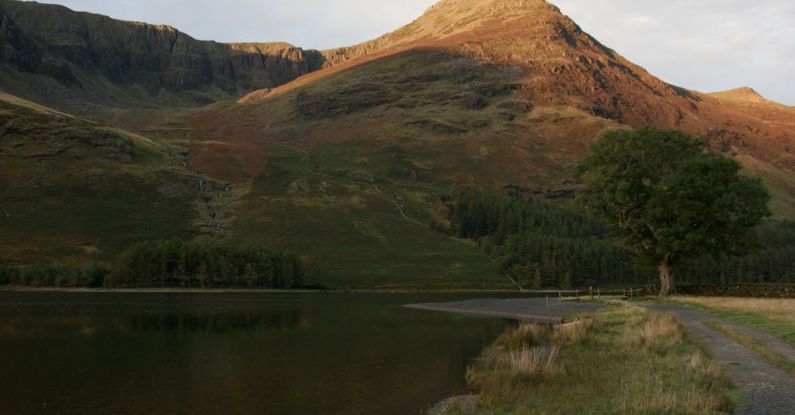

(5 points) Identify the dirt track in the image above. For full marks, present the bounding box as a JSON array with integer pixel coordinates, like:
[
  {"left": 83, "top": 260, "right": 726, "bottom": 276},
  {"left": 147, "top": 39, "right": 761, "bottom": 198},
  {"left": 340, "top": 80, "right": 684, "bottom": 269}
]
[
  {"left": 645, "top": 303, "right": 795, "bottom": 415},
  {"left": 405, "top": 297, "right": 603, "bottom": 324}
]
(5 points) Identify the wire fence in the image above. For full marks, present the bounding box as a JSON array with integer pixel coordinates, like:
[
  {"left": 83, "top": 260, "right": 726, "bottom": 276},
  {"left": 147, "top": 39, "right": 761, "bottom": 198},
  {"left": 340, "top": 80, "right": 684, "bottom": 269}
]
[{"left": 534, "top": 287, "right": 650, "bottom": 306}]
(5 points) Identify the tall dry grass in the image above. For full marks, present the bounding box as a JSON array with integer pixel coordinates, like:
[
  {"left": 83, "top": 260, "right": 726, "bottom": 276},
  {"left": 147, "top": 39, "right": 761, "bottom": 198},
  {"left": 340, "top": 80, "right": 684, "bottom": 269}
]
[
  {"left": 621, "top": 311, "right": 685, "bottom": 353},
  {"left": 457, "top": 304, "right": 737, "bottom": 414},
  {"left": 506, "top": 345, "right": 559, "bottom": 377}
]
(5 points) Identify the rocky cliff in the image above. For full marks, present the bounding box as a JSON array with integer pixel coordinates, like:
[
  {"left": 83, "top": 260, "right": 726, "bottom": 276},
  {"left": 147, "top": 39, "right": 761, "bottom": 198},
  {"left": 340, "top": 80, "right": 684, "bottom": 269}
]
[{"left": 0, "top": 0, "right": 324, "bottom": 114}]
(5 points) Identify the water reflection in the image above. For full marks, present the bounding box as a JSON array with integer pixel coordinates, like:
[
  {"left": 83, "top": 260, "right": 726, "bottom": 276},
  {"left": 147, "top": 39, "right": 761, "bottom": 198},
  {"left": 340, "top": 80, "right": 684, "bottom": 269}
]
[
  {"left": 127, "top": 310, "right": 310, "bottom": 333},
  {"left": 0, "top": 311, "right": 310, "bottom": 337},
  {"left": 0, "top": 292, "right": 510, "bottom": 415}
]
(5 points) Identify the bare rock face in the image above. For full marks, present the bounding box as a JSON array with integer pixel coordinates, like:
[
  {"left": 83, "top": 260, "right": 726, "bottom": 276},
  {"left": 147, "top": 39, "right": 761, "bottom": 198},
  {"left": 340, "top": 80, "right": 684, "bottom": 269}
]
[
  {"left": 228, "top": 43, "right": 325, "bottom": 86},
  {"left": 0, "top": 0, "right": 322, "bottom": 108},
  {"left": 0, "top": 6, "right": 37, "bottom": 70}
]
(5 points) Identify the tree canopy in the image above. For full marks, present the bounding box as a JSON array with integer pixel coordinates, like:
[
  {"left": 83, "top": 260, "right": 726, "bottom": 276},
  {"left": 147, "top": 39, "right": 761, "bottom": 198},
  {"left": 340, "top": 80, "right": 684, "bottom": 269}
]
[
  {"left": 575, "top": 128, "right": 770, "bottom": 295},
  {"left": 443, "top": 191, "right": 639, "bottom": 289}
]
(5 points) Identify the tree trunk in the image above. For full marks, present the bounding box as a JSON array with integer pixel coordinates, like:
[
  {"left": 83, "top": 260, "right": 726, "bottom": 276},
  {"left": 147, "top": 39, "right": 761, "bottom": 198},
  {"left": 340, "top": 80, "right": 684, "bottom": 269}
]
[{"left": 658, "top": 254, "right": 675, "bottom": 296}]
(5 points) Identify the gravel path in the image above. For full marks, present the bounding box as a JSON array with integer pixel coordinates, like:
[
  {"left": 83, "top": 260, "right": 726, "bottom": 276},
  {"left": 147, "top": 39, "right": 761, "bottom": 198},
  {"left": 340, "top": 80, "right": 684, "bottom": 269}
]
[
  {"left": 715, "top": 319, "right": 795, "bottom": 363},
  {"left": 644, "top": 303, "right": 795, "bottom": 415},
  {"left": 405, "top": 297, "right": 603, "bottom": 324}
]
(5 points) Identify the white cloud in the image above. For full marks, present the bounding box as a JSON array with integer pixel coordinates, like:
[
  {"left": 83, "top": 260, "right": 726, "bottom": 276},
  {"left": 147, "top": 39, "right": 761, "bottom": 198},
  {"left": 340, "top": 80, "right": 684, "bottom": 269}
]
[{"left": 22, "top": 0, "right": 795, "bottom": 104}]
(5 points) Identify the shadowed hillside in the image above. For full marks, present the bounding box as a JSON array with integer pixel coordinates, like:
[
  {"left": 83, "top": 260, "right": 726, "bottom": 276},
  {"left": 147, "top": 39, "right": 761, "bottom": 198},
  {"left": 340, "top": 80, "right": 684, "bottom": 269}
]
[
  {"left": 0, "top": 91, "right": 206, "bottom": 264},
  {"left": 0, "top": 0, "right": 325, "bottom": 120}
]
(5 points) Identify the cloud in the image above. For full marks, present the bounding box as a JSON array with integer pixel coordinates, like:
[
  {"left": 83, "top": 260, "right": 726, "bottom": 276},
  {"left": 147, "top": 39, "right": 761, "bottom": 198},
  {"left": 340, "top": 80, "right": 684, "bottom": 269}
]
[{"left": 23, "top": 0, "right": 795, "bottom": 104}]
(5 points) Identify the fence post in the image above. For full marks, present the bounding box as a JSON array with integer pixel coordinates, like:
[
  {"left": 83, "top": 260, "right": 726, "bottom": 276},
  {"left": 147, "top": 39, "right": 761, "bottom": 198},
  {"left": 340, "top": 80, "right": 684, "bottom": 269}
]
[
  {"left": 598, "top": 288, "right": 601, "bottom": 299},
  {"left": 589, "top": 286, "right": 594, "bottom": 300},
  {"left": 546, "top": 295, "right": 549, "bottom": 308},
  {"left": 559, "top": 291, "right": 562, "bottom": 303}
]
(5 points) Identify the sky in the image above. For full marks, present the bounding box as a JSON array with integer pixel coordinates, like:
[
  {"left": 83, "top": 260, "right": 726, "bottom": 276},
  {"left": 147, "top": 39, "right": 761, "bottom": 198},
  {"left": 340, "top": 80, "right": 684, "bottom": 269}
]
[{"left": 28, "top": 0, "right": 795, "bottom": 104}]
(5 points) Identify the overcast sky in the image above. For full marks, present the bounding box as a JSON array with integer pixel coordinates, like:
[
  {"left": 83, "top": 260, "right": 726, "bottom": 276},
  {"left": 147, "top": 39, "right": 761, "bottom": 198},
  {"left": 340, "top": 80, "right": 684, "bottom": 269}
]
[{"left": 30, "top": 0, "right": 795, "bottom": 104}]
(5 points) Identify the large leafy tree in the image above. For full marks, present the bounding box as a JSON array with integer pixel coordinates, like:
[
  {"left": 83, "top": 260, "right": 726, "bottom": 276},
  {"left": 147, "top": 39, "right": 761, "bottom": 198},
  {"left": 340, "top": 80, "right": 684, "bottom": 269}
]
[{"left": 575, "top": 128, "right": 770, "bottom": 295}]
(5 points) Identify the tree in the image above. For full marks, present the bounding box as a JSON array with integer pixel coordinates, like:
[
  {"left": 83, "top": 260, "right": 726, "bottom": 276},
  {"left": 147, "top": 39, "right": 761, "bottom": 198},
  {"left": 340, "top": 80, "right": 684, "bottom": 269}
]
[{"left": 575, "top": 127, "right": 770, "bottom": 295}]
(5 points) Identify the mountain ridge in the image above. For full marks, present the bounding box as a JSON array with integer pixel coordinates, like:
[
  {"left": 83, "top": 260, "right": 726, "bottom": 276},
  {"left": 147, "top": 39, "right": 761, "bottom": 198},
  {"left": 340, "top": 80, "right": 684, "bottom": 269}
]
[
  {"left": 318, "top": 0, "right": 563, "bottom": 67},
  {"left": 0, "top": 0, "right": 327, "bottom": 119}
]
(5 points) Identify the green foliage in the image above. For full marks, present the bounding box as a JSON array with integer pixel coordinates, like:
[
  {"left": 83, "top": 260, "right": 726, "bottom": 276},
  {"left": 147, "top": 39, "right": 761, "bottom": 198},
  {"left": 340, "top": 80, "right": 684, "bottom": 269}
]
[
  {"left": 575, "top": 128, "right": 771, "bottom": 291},
  {"left": 647, "top": 154, "right": 771, "bottom": 259},
  {"left": 106, "top": 239, "right": 303, "bottom": 289},
  {"left": 445, "top": 191, "right": 640, "bottom": 288},
  {"left": 680, "top": 221, "right": 795, "bottom": 284},
  {"left": 444, "top": 190, "right": 794, "bottom": 289},
  {"left": 5, "top": 264, "right": 108, "bottom": 287},
  {"left": 0, "top": 262, "right": 18, "bottom": 285}
]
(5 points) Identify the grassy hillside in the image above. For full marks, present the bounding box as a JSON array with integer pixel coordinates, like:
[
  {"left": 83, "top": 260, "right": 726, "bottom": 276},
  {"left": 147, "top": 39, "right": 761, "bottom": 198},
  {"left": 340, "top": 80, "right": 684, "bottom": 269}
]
[
  {"left": 226, "top": 145, "right": 504, "bottom": 289},
  {"left": 148, "top": 50, "right": 611, "bottom": 289},
  {"left": 0, "top": 85, "right": 505, "bottom": 289},
  {"left": 0, "top": 92, "right": 201, "bottom": 265}
]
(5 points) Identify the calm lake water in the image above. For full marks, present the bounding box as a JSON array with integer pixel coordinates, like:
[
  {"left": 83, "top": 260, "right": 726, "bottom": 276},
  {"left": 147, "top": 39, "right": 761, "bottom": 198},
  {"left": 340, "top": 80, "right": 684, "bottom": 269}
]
[{"left": 0, "top": 292, "right": 512, "bottom": 415}]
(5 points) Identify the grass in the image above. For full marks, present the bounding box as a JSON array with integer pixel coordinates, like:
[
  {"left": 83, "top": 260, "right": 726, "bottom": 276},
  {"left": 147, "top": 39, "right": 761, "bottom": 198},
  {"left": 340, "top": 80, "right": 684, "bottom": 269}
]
[
  {"left": 704, "top": 322, "right": 795, "bottom": 379},
  {"left": 670, "top": 297, "right": 795, "bottom": 348},
  {"left": 0, "top": 93, "right": 200, "bottom": 265},
  {"left": 174, "top": 49, "right": 611, "bottom": 289},
  {"left": 0, "top": 85, "right": 507, "bottom": 288},
  {"left": 437, "top": 304, "right": 738, "bottom": 414},
  {"left": 228, "top": 148, "right": 505, "bottom": 289}
]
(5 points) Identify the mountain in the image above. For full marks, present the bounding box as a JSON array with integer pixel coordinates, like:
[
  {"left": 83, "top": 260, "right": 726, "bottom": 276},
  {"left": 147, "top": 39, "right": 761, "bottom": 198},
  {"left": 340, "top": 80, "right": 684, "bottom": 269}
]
[
  {"left": 1, "top": 0, "right": 793, "bottom": 288},
  {"left": 231, "top": 0, "right": 794, "bottom": 209},
  {"left": 219, "top": 0, "right": 793, "bottom": 203},
  {"left": 0, "top": 0, "right": 326, "bottom": 120}
]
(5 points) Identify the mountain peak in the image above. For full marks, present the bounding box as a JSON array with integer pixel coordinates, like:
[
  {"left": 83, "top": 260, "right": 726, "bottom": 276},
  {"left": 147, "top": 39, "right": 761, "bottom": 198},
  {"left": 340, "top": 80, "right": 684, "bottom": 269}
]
[
  {"left": 418, "top": 0, "right": 562, "bottom": 36},
  {"left": 426, "top": 0, "right": 557, "bottom": 14},
  {"left": 709, "top": 87, "right": 769, "bottom": 104},
  {"left": 320, "top": 0, "right": 565, "bottom": 67}
]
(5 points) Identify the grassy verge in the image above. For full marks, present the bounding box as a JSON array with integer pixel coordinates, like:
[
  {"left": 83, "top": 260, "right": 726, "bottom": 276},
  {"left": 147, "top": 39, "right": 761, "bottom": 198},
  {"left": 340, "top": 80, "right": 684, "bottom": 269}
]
[
  {"left": 670, "top": 297, "right": 795, "bottom": 348},
  {"left": 704, "top": 321, "right": 795, "bottom": 379},
  {"left": 435, "top": 304, "right": 737, "bottom": 414}
]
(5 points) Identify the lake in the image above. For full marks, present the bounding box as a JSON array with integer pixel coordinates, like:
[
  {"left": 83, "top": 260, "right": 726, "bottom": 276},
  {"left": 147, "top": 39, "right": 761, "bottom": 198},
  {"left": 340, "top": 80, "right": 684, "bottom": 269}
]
[{"left": 0, "top": 292, "right": 513, "bottom": 414}]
